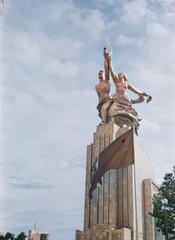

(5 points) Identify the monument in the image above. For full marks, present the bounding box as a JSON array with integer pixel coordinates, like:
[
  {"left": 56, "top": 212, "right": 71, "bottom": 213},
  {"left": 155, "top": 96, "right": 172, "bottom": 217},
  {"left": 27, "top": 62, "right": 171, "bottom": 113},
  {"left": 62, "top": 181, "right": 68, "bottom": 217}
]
[{"left": 75, "top": 46, "right": 159, "bottom": 240}]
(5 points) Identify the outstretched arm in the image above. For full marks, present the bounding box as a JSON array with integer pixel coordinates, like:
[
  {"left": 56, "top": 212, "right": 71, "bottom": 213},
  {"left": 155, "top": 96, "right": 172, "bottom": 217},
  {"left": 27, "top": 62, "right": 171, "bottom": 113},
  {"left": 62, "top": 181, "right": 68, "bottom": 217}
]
[
  {"left": 128, "top": 83, "right": 152, "bottom": 104},
  {"left": 128, "top": 83, "right": 143, "bottom": 95},
  {"left": 128, "top": 84, "right": 145, "bottom": 102},
  {"left": 128, "top": 83, "right": 150, "bottom": 97}
]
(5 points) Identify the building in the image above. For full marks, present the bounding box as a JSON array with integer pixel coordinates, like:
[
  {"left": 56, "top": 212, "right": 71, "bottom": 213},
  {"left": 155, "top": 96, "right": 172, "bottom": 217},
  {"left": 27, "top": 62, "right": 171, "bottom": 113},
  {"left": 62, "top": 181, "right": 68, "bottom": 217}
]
[
  {"left": 28, "top": 230, "right": 50, "bottom": 240},
  {"left": 75, "top": 123, "right": 161, "bottom": 240}
]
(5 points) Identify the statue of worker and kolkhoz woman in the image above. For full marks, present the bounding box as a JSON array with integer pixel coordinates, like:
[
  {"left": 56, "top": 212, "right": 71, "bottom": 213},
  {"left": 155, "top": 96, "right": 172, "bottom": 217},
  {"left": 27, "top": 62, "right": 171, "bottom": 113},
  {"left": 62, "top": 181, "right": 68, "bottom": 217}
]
[{"left": 95, "top": 45, "right": 152, "bottom": 130}]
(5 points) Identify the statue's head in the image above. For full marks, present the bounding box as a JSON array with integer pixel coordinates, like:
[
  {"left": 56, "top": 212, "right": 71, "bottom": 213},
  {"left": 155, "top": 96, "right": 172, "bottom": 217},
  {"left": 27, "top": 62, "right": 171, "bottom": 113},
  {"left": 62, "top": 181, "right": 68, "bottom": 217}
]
[
  {"left": 118, "top": 72, "right": 128, "bottom": 81},
  {"left": 98, "top": 70, "right": 105, "bottom": 81}
]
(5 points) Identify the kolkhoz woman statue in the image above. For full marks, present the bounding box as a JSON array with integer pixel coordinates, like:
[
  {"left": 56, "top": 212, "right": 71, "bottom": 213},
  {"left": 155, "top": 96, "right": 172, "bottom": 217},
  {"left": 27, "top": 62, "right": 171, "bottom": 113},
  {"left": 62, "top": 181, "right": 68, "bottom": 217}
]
[{"left": 95, "top": 46, "right": 152, "bottom": 129}]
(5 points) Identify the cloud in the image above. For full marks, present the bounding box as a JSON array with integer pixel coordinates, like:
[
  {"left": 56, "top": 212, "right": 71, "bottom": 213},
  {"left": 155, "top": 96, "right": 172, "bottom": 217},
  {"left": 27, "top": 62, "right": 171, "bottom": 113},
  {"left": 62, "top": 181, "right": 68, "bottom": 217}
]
[
  {"left": 91, "top": 0, "right": 115, "bottom": 6},
  {"left": 157, "top": 0, "right": 175, "bottom": 8},
  {"left": 8, "top": 176, "right": 53, "bottom": 190},
  {"left": 86, "top": 9, "right": 105, "bottom": 33},
  {"left": 45, "top": 59, "right": 80, "bottom": 80},
  {"left": 115, "top": 34, "right": 143, "bottom": 46},
  {"left": 144, "top": 23, "right": 175, "bottom": 73},
  {"left": 121, "top": 0, "right": 155, "bottom": 24}
]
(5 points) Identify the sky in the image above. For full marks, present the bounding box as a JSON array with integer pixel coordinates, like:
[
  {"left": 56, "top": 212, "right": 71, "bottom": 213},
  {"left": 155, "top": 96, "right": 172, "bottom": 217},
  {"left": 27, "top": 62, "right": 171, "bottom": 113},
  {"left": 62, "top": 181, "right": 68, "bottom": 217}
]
[{"left": 1, "top": 0, "right": 175, "bottom": 239}]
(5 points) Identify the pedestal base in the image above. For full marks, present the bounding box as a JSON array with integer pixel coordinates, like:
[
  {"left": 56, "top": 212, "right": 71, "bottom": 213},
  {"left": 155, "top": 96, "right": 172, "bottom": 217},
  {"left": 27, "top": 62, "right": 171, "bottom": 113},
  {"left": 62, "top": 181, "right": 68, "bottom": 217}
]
[{"left": 75, "top": 227, "right": 131, "bottom": 240}]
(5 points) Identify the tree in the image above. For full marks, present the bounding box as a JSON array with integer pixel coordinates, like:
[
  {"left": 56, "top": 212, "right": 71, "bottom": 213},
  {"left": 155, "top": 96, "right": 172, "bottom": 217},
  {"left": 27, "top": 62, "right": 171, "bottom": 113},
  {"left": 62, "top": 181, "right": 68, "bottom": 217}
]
[
  {"left": 153, "top": 166, "right": 175, "bottom": 238},
  {"left": 15, "top": 232, "right": 27, "bottom": 240},
  {"left": 0, "top": 232, "right": 27, "bottom": 240},
  {"left": 4, "top": 232, "right": 15, "bottom": 240},
  {"left": 0, "top": 234, "right": 4, "bottom": 240}
]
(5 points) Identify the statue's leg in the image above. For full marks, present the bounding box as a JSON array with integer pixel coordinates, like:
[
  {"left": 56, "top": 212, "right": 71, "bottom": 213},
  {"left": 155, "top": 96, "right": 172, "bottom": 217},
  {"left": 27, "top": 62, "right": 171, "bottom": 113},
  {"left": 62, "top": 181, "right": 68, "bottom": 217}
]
[
  {"left": 101, "top": 101, "right": 111, "bottom": 123},
  {"left": 108, "top": 101, "right": 117, "bottom": 118}
]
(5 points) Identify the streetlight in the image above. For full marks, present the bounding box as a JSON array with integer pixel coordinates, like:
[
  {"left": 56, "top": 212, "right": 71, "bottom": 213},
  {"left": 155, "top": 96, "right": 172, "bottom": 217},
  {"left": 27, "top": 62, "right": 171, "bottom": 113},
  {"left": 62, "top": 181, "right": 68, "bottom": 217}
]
[{"left": 161, "top": 198, "right": 168, "bottom": 240}]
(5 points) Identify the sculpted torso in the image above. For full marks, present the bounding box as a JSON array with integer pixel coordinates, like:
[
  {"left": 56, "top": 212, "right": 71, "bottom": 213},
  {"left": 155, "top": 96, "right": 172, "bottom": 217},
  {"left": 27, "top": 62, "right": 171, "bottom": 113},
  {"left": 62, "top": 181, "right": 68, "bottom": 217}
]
[
  {"left": 95, "top": 81, "right": 110, "bottom": 103},
  {"left": 115, "top": 78, "right": 128, "bottom": 95}
]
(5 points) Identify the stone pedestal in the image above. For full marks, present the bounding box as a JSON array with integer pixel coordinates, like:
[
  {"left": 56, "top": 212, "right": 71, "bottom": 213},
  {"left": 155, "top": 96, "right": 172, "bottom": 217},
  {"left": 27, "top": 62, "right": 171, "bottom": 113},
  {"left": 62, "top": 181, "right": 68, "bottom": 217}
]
[
  {"left": 76, "top": 123, "right": 157, "bottom": 240},
  {"left": 76, "top": 227, "right": 131, "bottom": 240}
]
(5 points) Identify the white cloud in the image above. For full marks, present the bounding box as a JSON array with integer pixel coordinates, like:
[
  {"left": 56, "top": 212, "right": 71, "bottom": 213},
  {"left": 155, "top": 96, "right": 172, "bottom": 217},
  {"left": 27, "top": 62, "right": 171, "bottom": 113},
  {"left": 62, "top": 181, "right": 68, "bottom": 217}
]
[
  {"left": 139, "top": 22, "right": 175, "bottom": 73},
  {"left": 46, "top": 58, "right": 80, "bottom": 79},
  {"left": 157, "top": 0, "right": 175, "bottom": 8},
  {"left": 82, "top": 9, "right": 106, "bottom": 38},
  {"left": 2, "top": 29, "right": 84, "bottom": 65},
  {"left": 10, "top": 32, "right": 42, "bottom": 65},
  {"left": 121, "top": 0, "right": 155, "bottom": 24},
  {"left": 115, "top": 34, "right": 143, "bottom": 46},
  {"left": 91, "top": 0, "right": 115, "bottom": 6}
]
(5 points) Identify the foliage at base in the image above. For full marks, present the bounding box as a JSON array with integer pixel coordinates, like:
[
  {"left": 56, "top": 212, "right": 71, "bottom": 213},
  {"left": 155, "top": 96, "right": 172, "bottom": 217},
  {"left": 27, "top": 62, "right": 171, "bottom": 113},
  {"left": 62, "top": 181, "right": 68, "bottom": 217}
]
[{"left": 153, "top": 166, "right": 175, "bottom": 237}]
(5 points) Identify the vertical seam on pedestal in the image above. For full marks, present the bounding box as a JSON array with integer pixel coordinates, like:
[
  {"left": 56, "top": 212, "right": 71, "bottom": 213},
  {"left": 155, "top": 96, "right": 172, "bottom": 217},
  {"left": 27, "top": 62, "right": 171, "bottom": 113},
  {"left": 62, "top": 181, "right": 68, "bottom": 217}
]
[
  {"left": 127, "top": 166, "right": 129, "bottom": 227},
  {"left": 133, "top": 128, "right": 139, "bottom": 240},
  {"left": 116, "top": 168, "right": 119, "bottom": 228},
  {"left": 108, "top": 132, "right": 111, "bottom": 224},
  {"left": 122, "top": 168, "right": 123, "bottom": 227},
  {"left": 96, "top": 135, "right": 101, "bottom": 225},
  {"left": 89, "top": 143, "right": 93, "bottom": 228},
  {"left": 102, "top": 133, "right": 106, "bottom": 224},
  {"left": 108, "top": 171, "right": 110, "bottom": 224}
]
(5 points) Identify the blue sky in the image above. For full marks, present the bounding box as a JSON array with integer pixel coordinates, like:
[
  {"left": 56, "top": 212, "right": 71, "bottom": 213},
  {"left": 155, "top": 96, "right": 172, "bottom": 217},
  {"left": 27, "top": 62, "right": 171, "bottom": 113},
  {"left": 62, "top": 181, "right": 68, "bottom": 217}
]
[{"left": 1, "top": 0, "right": 175, "bottom": 239}]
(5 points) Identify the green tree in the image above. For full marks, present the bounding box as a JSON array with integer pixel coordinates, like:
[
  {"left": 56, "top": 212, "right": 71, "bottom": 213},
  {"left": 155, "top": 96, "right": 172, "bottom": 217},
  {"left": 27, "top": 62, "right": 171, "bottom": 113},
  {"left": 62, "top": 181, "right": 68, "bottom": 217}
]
[
  {"left": 15, "top": 232, "right": 26, "bottom": 240},
  {"left": 153, "top": 166, "right": 175, "bottom": 238},
  {"left": 4, "top": 232, "right": 15, "bottom": 240},
  {"left": 0, "top": 232, "right": 27, "bottom": 240},
  {"left": 0, "top": 234, "right": 4, "bottom": 240}
]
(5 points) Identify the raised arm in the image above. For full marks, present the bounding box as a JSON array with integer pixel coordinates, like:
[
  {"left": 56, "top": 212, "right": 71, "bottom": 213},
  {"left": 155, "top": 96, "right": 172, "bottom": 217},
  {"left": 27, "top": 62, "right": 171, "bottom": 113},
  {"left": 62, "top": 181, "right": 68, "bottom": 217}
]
[
  {"left": 104, "top": 48, "right": 118, "bottom": 83},
  {"left": 106, "top": 55, "right": 118, "bottom": 83},
  {"left": 104, "top": 58, "right": 110, "bottom": 82},
  {"left": 108, "top": 58, "right": 118, "bottom": 83}
]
